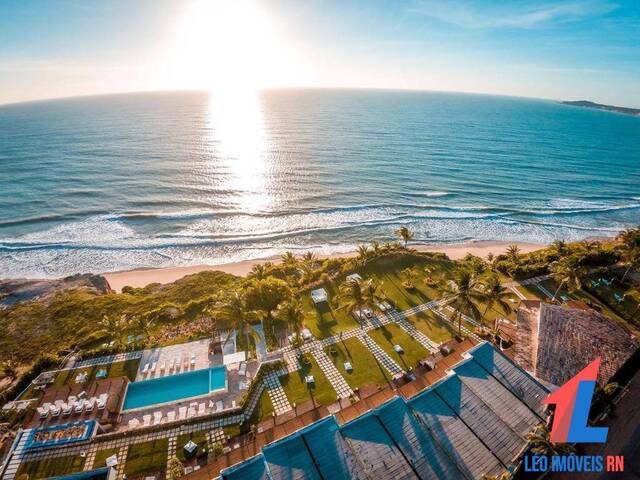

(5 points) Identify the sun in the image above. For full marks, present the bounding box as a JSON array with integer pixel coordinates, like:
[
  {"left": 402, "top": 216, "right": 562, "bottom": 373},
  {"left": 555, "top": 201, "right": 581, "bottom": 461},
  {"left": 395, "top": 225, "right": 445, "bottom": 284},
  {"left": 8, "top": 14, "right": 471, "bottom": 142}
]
[{"left": 168, "top": 0, "right": 290, "bottom": 94}]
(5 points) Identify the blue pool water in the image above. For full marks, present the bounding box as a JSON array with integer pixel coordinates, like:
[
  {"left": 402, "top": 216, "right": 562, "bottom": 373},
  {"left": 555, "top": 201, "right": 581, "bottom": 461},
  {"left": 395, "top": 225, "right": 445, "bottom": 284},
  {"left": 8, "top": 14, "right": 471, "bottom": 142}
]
[{"left": 123, "top": 366, "right": 227, "bottom": 411}]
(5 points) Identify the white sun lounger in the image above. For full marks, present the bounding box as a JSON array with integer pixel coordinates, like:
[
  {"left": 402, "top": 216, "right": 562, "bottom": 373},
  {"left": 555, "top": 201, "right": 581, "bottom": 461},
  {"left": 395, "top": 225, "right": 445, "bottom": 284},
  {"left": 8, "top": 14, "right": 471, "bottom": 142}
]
[
  {"left": 215, "top": 400, "right": 224, "bottom": 411},
  {"left": 167, "top": 411, "right": 176, "bottom": 422},
  {"left": 37, "top": 406, "right": 49, "bottom": 419},
  {"left": 187, "top": 407, "right": 196, "bottom": 418},
  {"left": 62, "top": 403, "right": 72, "bottom": 416},
  {"left": 169, "top": 358, "right": 175, "bottom": 371},
  {"left": 231, "top": 400, "right": 236, "bottom": 409},
  {"left": 142, "top": 363, "right": 149, "bottom": 374},
  {"left": 198, "top": 403, "right": 206, "bottom": 415},
  {"left": 153, "top": 411, "right": 162, "bottom": 425},
  {"left": 74, "top": 399, "right": 85, "bottom": 414},
  {"left": 97, "top": 394, "right": 108, "bottom": 410},
  {"left": 160, "top": 361, "right": 166, "bottom": 372},
  {"left": 178, "top": 406, "right": 187, "bottom": 420},
  {"left": 142, "top": 414, "right": 152, "bottom": 426},
  {"left": 128, "top": 418, "right": 140, "bottom": 429},
  {"left": 190, "top": 353, "right": 196, "bottom": 366},
  {"left": 238, "top": 362, "right": 247, "bottom": 377},
  {"left": 85, "top": 398, "right": 95, "bottom": 412}
]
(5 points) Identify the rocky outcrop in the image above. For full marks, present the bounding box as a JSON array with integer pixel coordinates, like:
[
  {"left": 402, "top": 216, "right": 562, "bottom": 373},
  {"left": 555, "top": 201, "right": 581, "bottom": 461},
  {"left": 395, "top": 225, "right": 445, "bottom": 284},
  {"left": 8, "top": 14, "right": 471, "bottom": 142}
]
[{"left": 0, "top": 274, "right": 113, "bottom": 307}]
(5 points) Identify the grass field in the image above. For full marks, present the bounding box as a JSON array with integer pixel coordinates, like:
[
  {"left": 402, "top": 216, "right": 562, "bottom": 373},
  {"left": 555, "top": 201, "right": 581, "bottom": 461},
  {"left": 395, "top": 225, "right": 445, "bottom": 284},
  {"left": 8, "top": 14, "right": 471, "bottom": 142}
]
[
  {"left": 406, "top": 309, "right": 457, "bottom": 344},
  {"left": 124, "top": 439, "right": 168, "bottom": 478},
  {"left": 176, "top": 431, "right": 208, "bottom": 462},
  {"left": 325, "top": 337, "right": 392, "bottom": 390},
  {"left": 280, "top": 355, "right": 337, "bottom": 407},
  {"left": 92, "top": 447, "right": 119, "bottom": 469},
  {"left": 16, "top": 455, "right": 85, "bottom": 479},
  {"left": 367, "top": 323, "right": 430, "bottom": 371},
  {"left": 301, "top": 288, "right": 360, "bottom": 340}
]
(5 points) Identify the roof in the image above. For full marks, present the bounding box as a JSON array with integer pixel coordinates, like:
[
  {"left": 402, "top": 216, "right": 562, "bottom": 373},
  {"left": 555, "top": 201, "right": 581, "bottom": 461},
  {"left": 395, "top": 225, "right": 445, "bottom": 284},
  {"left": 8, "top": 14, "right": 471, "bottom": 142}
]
[
  {"left": 516, "top": 301, "right": 639, "bottom": 386},
  {"left": 219, "top": 343, "right": 548, "bottom": 480},
  {"left": 310, "top": 288, "right": 327, "bottom": 304}
]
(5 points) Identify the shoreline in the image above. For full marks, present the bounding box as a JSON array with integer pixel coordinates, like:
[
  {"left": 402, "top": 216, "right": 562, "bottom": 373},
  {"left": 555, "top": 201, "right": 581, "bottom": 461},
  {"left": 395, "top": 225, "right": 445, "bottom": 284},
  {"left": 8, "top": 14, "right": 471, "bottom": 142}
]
[{"left": 103, "top": 240, "right": 544, "bottom": 293}]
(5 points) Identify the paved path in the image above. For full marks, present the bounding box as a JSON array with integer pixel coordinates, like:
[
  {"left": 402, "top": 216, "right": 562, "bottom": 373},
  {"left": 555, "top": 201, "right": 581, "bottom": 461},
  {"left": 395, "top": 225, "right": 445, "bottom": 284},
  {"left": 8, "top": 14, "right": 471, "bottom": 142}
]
[
  {"left": 307, "top": 341, "right": 354, "bottom": 399},
  {"left": 355, "top": 331, "right": 403, "bottom": 377},
  {"left": 502, "top": 274, "right": 550, "bottom": 287},
  {"left": 74, "top": 351, "right": 143, "bottom": 368},
  {"left": 167, "top": 435, "right": 177, "bottom": 471},
  {"left": 387, "top": 311, "right": 440, "bottom": 353},
  {"left": 115, "top": 445, "right": 128, "bottom": 479},
  {"left": 1, "top": 428, "right": 31, "bottom": 480},
  {"left": 82, "top": 445, "right": 98, "bottom": 471},
  {"left": 264, "top": 371, "right": 293, "bottom": 415}
]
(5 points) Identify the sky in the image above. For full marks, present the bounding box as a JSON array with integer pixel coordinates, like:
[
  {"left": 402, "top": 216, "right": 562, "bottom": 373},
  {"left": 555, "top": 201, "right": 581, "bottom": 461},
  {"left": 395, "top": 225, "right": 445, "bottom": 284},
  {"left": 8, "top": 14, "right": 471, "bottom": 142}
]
[{"left": 0, "top": 0, "right": 639, "bottom": 106}]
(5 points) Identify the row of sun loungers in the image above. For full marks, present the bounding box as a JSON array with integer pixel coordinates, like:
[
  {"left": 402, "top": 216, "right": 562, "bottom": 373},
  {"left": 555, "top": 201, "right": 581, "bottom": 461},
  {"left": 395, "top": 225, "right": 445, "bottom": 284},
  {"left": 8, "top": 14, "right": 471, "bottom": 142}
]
[
  {"left": 140, "top": 352, "right": 198, "bottom": 378},
  {"left": 126, "top": 399, "right": 236, "bottom": 429},
  {"left": 38, "top": 393, "right": 108, "bottom": 419}
]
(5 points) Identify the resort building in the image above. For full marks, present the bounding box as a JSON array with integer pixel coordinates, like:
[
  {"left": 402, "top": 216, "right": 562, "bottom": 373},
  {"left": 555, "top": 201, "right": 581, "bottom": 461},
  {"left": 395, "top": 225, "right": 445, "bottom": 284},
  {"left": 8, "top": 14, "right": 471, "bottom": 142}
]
[
  {"left": 515, "top": 300, "right": 639, "bottom": 387},
  {"left": 200, "top": 342, "right": 549, "bottom": 480}
]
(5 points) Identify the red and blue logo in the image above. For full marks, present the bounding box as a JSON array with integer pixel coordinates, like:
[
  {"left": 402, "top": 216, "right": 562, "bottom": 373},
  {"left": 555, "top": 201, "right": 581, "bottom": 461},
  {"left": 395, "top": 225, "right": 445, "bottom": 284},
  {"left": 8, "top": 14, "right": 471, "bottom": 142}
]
[{"left": 543, "top": 358, "right": 609, "bottom": 444}]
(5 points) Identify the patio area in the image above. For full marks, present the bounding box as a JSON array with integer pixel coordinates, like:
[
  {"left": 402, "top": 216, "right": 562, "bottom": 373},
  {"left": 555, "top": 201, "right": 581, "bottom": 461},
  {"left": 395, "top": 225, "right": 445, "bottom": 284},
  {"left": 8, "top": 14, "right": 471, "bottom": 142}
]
[{"left": 136, "top": 339, "right": 216, "bottom": 381}]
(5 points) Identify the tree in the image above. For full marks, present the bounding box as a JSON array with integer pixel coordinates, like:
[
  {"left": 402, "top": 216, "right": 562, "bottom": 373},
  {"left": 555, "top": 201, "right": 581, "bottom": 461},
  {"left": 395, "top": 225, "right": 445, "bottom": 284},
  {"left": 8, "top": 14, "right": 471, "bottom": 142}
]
[
  {"left": 277, "top": 299, "right": 304, "bottom": 346},
  {"left": 480, "top": 275, "right": 512, "bottom": 329},
  {"left": 438, "top": 270, "right": 484, "bottom": 336},
  {"left": 549, "top": 258, "right": 585, "bottom": 303},
  {"left": 362, "top": 280, "right": 384, "bottom": 311},
  {"left": 486, "top": 252, "right": 495, "bottom": 270},
  {"left": 280, "top": 251, "right": 298, "bottom": 274},
  {"left": 1, "top": 360, "right": 18, "bottom": 382},
  {"left": 526, "top": 424, "right": 576, "bottom": 456},
  {"left": 356, "top": 244, "right": 372, "bottom": 266},
  {"left": 371, "top": 240, "right": 382, "bottom": 256},
  {"left": 394, "top": 226, "right": 414, "bottom": 248},
  {"left": 552, "top": 239, "right": 568, "bottom": 256},
  {"left": 166, "top": 456, "right": 184, "bottom": 480},
  {"left": 244, "top": 277, "right": 291, "bottom": 322},
  {"left": 339, "top": 279, "right": 366, "bottom": 321},
  {"left": 98, "top": 314, "right": 126, "bottom": 349},
  {"left": 401, "top": 267, "right": 419, "bottom": 289},
  {"left": 215, "top": 293, "right": 262, "bottom": 356},
  {"left": 249, "top": 263, "right": 269, "bottom": 280},
  {"left": 618, "top": 227, "right": 640, "bottom": 250},
  {"left": 301, "top": 251, "right": 318, "bottom": 268},
  {"left": 506, "top": 244, "right": 521, "bottom": 264},
  {"left": 129, "top": 315, "right": 154, "bottom": 342},
  {"left": 590, "top": 382, "right": 620, "bottom": 418},
  {"left": 620, "top": 247, "right": 640, "bottom": 283}
]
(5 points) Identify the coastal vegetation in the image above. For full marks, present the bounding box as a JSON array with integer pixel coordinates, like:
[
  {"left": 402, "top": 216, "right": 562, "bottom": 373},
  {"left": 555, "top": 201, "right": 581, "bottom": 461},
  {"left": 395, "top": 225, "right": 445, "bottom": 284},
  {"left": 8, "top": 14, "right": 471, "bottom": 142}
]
[{"left": 1, "top": 227, "right": 640, "bottom": 406}]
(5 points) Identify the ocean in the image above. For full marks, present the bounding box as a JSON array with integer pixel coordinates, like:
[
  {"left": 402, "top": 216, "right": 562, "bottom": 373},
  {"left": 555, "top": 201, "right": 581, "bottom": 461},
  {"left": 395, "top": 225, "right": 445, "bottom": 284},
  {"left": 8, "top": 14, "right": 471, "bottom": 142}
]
[{"left": 0, "top": 89, "right": 638, "bottom": 279}]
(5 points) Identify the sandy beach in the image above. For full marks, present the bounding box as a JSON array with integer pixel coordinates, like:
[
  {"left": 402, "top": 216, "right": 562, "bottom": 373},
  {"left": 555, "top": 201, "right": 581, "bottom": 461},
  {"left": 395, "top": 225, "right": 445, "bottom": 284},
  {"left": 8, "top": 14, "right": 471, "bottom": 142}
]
[{"left": 103, "top": 240, "right": 544, "bottom": 292}]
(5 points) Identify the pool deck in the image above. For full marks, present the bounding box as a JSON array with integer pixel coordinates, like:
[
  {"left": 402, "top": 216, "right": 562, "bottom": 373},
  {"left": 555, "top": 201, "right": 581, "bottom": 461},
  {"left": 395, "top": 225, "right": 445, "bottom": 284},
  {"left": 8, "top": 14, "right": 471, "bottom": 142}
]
[
  {"left": 117, "top": 358, "right": 260, "bottom": 431},
  {"left": 136, "top": 339, "right": 212, "bottom": 381}
]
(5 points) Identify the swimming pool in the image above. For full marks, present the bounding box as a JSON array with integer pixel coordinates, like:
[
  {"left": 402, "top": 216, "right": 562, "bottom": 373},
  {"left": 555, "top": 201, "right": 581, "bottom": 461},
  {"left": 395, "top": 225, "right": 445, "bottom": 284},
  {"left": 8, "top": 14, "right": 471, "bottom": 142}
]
[{"left": 123, "top": 367, "right": 227, "bottom": 410}]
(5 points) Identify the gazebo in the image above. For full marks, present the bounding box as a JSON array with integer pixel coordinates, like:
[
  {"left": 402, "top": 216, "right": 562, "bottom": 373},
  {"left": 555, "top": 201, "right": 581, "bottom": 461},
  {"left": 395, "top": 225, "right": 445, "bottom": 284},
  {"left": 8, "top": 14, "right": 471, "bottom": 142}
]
[
  {"left": 310, "top": 288, "right": 328, "bottom": 305},
  {"left": 346, "top": 273, "right": 363, "bottom": 283}
]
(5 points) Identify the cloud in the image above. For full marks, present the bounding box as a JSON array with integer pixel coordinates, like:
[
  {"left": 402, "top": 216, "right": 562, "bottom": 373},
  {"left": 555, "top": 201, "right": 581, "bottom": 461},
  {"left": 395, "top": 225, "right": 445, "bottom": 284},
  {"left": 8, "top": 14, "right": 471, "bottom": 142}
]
[{"left": 410, "top": 0, "right": 618, "bottom": 29}]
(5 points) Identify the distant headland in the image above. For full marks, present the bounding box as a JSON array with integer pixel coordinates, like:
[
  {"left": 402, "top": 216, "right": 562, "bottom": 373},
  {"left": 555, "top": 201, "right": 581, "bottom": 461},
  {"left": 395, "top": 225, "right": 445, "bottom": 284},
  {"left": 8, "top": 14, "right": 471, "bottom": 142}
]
[{"left": 562, "top": 100, "right": 640, "bottom": 116}]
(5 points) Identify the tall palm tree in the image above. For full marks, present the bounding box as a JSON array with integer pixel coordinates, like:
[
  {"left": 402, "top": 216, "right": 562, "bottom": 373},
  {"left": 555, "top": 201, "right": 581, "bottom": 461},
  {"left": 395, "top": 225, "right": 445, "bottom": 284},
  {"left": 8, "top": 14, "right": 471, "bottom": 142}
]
[
  {"left": 98, "top": 314, "right": 126, "bottom": 349},
  {"left": 486, "top": 252, "right": 495, "bottom": 270},
  {"left": 438, "top": 270, "right": 484, "bottom": 336},
  {"left": 1, "top": 360, "right": 18, "bottom": 383},
  {"left": 129, "top": 315, "right": 154, "bottom": 342},
  {"left": 356, "top": 244, "right": 372, "bottom": 266},
  {"left": 281, "top": 251, "right": 298, "bottom": 271},
  {"left": 618, "top": 227, "right": 640, "bottom": 250},
  {"left": 506, "top": 244, "right": 521, "bottom": 264},
  {"left": 362, "top": 279, "right": 384, "bottom": 311},
  {"left": 394, "top": 226, "right": 414, "bottom": 248},
  {"left": 549, "top": 258, "right": 585, "bottom": 303},
  {"left": 371, "top": 240, "right": 382, "bottom": 256},
  {"left": 551, "top": 239, "right": 568, "bottom": 256},
  {"left": 277, "top": 299, "right": 304, "bottom": 346},
  {"left": 620, "top": 247, "right": 640, "bottom": 283},
  {"left": 480, "top": 275, "right": 512, "bottom": 329},
  {"left": 216, "top": 293, "right": 262, "bottom": 356},
  {"left": 339, "top": 279, "right": 366, "bottom": 322},
  {"left": 301, "top": 251, "right": 317, "bottom": 268},
  {"left": 527, "top": 424, "right": 576, "bottom": 456},
  {"left": 249, "top": 263, "right": 269, "bottom": 280}
]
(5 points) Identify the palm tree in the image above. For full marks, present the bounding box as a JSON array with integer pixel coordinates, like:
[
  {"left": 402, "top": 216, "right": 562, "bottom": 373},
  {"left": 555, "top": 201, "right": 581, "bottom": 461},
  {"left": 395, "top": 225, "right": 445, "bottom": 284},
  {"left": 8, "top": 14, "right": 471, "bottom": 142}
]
[
  {"left": 486, "top": 252, "right": 495, "bottom": 270},
  {"left": 1, "top": 360, "right": 18, "bottom": 382},
  {"left": 438, "top": 270, "right": 484, "bottom": 336},
  {"left": 216, "top": 293, "right": 262, "bottom": 356},
  {"left": 362, "top": 279, "right": 384, "bottom": 311},
  {"left": 480, "top": 276, "right": 512, "bottom": 329},
  {"left": 339, "top": 279, "right": 366, "bottom": 322},
  {"left": 549, "top": 258, "right": 585, "bottom": 303},
  {"left": 301, "top": 251, "right": 317, "bottom": 268},
  {"left": 620, "top": 247, "right": 640, "bottom": 283},
  {"left": 618, "top": 227, "right": 640, "bottom": 250},
  {"left": 394, "top": 226, "right": 414, "bottom": 248},
  {"left": 98, "top": 314, "right": 126, "bottom": 349},
  {"left": 356, "top": 244, "right": 372, "bottom": 266},
  {"left": 590, "top": 382, "right": 620, "bottom": 418},
  {"left": 527, "top": 424, "right": 576, "bottom": 456},
  {"left": 401, "top": 267, "right": 419, "bottom": 289},
  {"left": 551, "top": 239, "right": 568, "bottom": 256},
  {"left": 249, "top": 263, "right": 269, "bottom": 280},
  {"left": 129, "top": 315, "right": 154, "bottom": 342},
  {"left": 506, "top": 244, "right": 521, "bottom": 264},
  {"left": 371, "top": 240, "right": 382, "bottom": 256},
  {"left": 281, "top": 251, "right": 298, "bottom": 274},
  {"left": 278, "top": 299, "right": 304, "bottom": 346}
]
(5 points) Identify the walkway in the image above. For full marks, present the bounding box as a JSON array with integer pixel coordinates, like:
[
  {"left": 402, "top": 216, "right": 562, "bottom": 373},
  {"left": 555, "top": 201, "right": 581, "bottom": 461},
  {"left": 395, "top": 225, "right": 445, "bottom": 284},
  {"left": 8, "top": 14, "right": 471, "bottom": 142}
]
[
  {"left": 263, "top": 371, "right": 292, "bottom": 415},
  {"left": 387, "top": 310, "right": 440, "bottom": 353},
  {"left": 74, "top": 351, "right": 143, "bottom": 368},
  {"left": 355, "top": 331, "right": 403, "bottom": 377},
  {"left": 1, "top": 428, "right": 31, "bottom": 480},
  {"left": 307, "top": 341, "right": 354, "bottom": 399}
]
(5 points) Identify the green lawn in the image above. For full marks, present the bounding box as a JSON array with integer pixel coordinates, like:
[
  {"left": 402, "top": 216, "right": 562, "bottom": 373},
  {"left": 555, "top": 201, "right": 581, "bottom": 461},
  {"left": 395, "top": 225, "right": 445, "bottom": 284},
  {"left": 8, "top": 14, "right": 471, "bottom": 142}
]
[
  {"left": 280, "top": 355, "right": 337, "bottom": 407},
  {"left": 367, "top": 323, "right": 430, "bottom": 371},
  {"left": 584, "top": 277, "right": 640, "bottom": 325},
  {"left": 301, "top": 290, "right": 359, "bottom": 340},
  {"left": 324, "top": 337, "right": 392, "bottom": 390},
  {"left": 357, "top": 255, "right": 454, "bottom": 311},
  {"left": 176, "top": 431, "right": 208, "bottom": 462},
  {"left": 93, "top": 447, "right": 119, "bottom": 469},
  {"left": 16, "top": 455, "right": 85, "bottom": 479},
  {"left": 124, "top": 439, "right": 168, "bottom": 478},
  {"left": 407, "top": 309, "right": 457, "bottom": 343},
  {"left": 224, "top": 388, "right": 274, "bottom": 438},
  {"left": 53, "top": 358, "right": 140, "bottom": 387}
]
